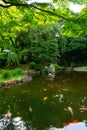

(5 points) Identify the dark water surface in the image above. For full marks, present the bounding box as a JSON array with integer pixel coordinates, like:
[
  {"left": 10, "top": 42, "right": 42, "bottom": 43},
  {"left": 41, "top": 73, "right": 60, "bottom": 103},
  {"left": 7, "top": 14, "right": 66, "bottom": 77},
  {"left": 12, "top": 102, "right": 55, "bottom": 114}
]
[{"left": 0, "top": 72, "right": 87, "bottom": 130}]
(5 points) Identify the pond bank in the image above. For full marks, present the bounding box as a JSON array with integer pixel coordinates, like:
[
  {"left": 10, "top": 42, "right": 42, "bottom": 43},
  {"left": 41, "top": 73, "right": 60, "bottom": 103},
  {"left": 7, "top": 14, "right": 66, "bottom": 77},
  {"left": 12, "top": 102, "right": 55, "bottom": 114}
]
[
  {"left": 73, "top": 67, "right": 87, "bottom": 72},
  {"left": 58, "top": 66, "right": 87, "bottom": 72},
  {"left": 0, "top": 66, "right": 87, "bottom": 88},
  {"left": 0, "top": 75, "right": 32, "bottom": 87}
]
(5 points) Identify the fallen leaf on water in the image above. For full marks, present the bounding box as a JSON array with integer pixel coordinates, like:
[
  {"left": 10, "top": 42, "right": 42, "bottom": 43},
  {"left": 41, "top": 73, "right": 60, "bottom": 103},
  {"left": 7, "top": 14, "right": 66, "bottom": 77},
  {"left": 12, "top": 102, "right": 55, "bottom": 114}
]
[
  {"left": 21, "top": 90, "right": 30, "bottom": 93},
  {"left": 54, "top": 84, "right": 62, "bottom": 87},
  {"left": 53, "top": 94, "right": 59, "bottom": 98},
  {"left": 68, "top": 106, "right": 73, "bottom": 115},
  {"left": 79, "top": 106, "right": 87, "bottom": 111},
  {"left": 43, "top": 89, "right": 47, "bottom": 91},
  {"left": 64, "top": 106, "right": 73, "bottom": 115},
  {"left": 63, "top": 89, "right": 69, "bottom": 91},
  {"left": 43, "top": 97, "right": 48, "bottom": 101},
  {"left": 29, "top": 106, "right": 32, "bottom": 112},
  {"left": 17, "top": 112, "right": 20, "bottom": 115},
  {"left": 48, "top": 84, "right": 51, "bottom": 87}
]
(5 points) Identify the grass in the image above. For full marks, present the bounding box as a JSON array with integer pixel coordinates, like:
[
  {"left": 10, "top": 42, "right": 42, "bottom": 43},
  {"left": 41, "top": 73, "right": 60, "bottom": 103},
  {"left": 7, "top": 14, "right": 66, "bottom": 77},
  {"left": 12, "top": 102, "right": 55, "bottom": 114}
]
[
  {"left": 0, "top": 68, "right": 25, "bottom": 83},
  {"left": 74, "top": 66, "right": 87, "bottom": 71}
]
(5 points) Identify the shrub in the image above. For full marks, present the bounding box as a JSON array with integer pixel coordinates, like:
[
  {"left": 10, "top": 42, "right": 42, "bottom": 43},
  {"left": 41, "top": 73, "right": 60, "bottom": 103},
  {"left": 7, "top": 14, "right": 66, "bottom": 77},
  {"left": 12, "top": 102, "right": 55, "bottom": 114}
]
[
  {"left": 11, "top": 68, "right": 22, "bottom": 76},
  {"left": 29, "top": 62, "right": 36, "bottom": 69},
  {"left": 52, "top": 64, "right": 61, "bottom": 69},
  {"left": 2, "top": 71, "right": 11, "bottom": 79},
  {"left": 35, "top": 64, "right": 44, "bottom": 70}
]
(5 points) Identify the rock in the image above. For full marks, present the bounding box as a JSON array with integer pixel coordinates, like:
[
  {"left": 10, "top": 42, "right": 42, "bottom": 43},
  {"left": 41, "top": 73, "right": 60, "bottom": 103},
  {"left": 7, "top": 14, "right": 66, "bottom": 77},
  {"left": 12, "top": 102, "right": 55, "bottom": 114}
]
[
  {"left": 21, "top": 76, "right": 32, "bottom": 83},
  {"left": 47, "top": 73, "right": 55, "bottom": 81},
  {"left": 48, "top": 64, "right": 55, "bottom": 74},
  {"left": 0, "top": 83, "right": 3, "bottom": 87},
  {"left": 0, "top": 73, "right": 33, "bottom": 87},
  {"left": 5, "top": 79, "right": 17, "bottom": 86}
]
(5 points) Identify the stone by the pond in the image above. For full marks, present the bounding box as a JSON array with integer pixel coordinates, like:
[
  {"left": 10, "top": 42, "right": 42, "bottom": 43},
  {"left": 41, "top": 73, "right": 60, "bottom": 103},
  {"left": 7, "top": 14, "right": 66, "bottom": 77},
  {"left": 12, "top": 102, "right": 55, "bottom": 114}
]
[
  {"left": 21, "top": 76, "right": 32, "bottom": 83},
  {"left": 0, "top": 83, "right": 4, "bottom": 87},
  {"left": 0, "top": 76, "right": 32, "bottom": 88},
  {"left": 47, "top": 73, "right": 55, "bottom": 81},
  {"left": 4, "top": 78, "right": 22, "bottom": 86}
]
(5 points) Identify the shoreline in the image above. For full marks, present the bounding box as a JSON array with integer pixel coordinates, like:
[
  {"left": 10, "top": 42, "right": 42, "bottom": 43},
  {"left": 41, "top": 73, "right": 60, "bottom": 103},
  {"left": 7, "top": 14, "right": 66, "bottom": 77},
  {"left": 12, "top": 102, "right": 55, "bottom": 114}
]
[{"left": 0, "top": 67, "right": 87, "bottom": 87}]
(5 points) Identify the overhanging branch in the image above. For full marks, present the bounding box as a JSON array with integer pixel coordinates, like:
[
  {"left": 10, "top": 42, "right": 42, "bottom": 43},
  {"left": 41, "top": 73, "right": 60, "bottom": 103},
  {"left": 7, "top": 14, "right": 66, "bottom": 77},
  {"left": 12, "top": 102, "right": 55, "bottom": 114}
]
[
  {"left": 32, "top": 4, "right": 70, "bottom": 21},
  {"left": 0, "top": 0, "right": 76, "bottom": 21},
  {"left": 0, "top": 2, "right": 32, "bottom": 8}
]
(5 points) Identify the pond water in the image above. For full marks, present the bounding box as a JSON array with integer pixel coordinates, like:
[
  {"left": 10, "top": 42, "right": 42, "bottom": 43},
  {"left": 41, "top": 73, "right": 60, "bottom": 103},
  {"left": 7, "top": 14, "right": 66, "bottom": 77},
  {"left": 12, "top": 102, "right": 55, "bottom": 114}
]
[{"left": 0, "top": 72, "right": 87, "bottom": 130}]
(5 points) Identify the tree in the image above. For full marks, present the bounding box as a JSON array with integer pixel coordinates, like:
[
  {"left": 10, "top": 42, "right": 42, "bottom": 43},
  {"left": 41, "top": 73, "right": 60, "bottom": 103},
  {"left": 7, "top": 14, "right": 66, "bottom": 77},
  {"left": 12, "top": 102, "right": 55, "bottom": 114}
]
[
  {"left": 0, "top": 0, "right": 87, "bottom": 67},
  {"left": 16, "top": 24, "right": 59, "bottom": 64},
  {"left": 1, "top": 0, "right": 87, "bottom": 37}
]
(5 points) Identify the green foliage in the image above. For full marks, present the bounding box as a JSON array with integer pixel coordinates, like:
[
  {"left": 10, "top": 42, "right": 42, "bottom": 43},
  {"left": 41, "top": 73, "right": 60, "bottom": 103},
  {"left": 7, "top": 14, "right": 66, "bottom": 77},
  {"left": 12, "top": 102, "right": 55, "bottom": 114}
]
[
  {"left": 11, "top": 68, "right": 22, "bottom": 76},
  {"left": 20, "top": 49, "right": 30, "bottom": 63},
  {"left": 16, "top": 24, "right": 59, "bottom": 64},
  {"left": 7, "top": 52, "right": 21, "bottom": 66},
  {"left": 0, "top": 68, "right": 24, "bottom": 82},
  {"left": 35, "top": 64, "right": 44, "bottom": 70},
  {"left": 52, "top": 63, "right": 61, "bottom": 69},
  {"left": 1, "top": 0, "right": 87, "bottom": 67},
  {"left": 2, "top": 71, "right": 11, "bottom": 79},
  {"left": 29, "top": 62, "right": 36, "bottom": 69},
  {"left": 29, "top": 62, "right": 44, "bottom": 70},
  {"left": 0, "top": 53, "right": 7, "bottom": 60}
]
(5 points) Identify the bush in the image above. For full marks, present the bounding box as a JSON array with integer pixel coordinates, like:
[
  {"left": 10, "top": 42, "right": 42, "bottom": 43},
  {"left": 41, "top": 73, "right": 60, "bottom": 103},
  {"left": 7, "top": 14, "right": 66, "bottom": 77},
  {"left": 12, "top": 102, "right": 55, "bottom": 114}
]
[
  {"left": 29, "top": 62, "right": 44, "bottom": 70},
  {"left": 35, "top": 64, "right": 44, "bottom": 70},
  {"left": 52, "top": 64, "right": 61, "bottom": 69},
  {"left": 29, "top": 62, "right": 36, "bottom": 69},
  {"left": 11, "top": 68, "right": 22, "bottom": 76},
  {"left": 2, "top": 71, "right": 11, "bottom": 79}
]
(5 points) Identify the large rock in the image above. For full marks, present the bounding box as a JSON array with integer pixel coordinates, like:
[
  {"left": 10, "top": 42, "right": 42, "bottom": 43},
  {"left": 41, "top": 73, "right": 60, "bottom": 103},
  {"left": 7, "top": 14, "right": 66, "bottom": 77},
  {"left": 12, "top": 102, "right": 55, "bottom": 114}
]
[
  {"left": 0, "top": 83, "right": 4, "bottom": 87},
  {"left": 4, "top": 78, "right": 22, "bottom": 86},
  {"left": 0, "top": 76, "right": 32, "bottom": 87},
  {"left": 21, "top": 76, "right": 32, "bottom": 83},
  {"left": 47, "top": 73, "right": 55, "bottom": 81}
]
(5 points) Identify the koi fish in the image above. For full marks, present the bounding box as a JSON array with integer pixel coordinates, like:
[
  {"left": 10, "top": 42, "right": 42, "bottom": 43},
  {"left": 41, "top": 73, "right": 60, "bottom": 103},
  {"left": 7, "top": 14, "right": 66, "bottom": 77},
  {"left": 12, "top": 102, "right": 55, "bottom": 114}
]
[
  {"left": 43, "top": 96, "right": 48, "bottom": 101},
  {"left": 64, "top": 119, "right": 78, "bottom": 126},
  {"left": 5, "top": 110, "right": 11, "bottom": 117},
  {"left": 67, "top": 106, "right": 73, "bottom": 115},
  {"left": 29, "top": 106, "right": 32, "bottom": 112},
  {"left": 64, "top": 106, "right": 73, "bottom": 115}
]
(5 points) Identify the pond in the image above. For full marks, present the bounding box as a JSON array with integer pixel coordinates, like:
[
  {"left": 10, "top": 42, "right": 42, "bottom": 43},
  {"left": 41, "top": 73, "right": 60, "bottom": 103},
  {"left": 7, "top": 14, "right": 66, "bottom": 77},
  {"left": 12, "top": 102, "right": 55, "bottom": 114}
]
[{"left": 0, "top": 72, "right": 87, "bottom": 130}]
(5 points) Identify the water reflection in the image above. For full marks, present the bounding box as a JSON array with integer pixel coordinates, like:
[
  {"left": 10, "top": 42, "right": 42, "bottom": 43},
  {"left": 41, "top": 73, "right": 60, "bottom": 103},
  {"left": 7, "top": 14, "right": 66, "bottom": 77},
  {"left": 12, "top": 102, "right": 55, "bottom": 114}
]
[
  {"left": 12, "top": 117, "right": 27, "bottom": 130},
  {"left": 48, "top": 121, "right": 87, "bottom": 130},
  {"left": 0, "top": 111, "right": 11, "bottom": 130},
  {"left": 0, "top": 112, "right": 27, "bottom": 130},
  {"left": 59, "top": 94, "right": 63, "bottom": 103}
]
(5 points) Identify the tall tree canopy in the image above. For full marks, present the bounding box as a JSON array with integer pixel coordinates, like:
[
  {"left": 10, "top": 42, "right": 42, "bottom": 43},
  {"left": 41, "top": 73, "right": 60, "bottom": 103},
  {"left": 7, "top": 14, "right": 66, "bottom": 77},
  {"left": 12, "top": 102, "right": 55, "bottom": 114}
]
[
  {"left": 0, "top": 0, "right": 87, "bottom": 37},
  {"left": 0, "top": 0, "right": 87, "bottom": 66}
]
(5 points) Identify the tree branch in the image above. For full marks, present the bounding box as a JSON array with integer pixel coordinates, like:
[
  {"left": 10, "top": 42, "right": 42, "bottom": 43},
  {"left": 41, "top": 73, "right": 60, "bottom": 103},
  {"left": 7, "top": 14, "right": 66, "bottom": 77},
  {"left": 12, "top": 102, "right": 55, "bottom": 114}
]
[
  {"left": 0, "top": 0, "right": 76, "bottom": 21},
  {"left": 32, "top": 4, "right": 70, "bottom": 21},
  {"left": 0, "top": 2, "right": 33, "bottom": 8}
]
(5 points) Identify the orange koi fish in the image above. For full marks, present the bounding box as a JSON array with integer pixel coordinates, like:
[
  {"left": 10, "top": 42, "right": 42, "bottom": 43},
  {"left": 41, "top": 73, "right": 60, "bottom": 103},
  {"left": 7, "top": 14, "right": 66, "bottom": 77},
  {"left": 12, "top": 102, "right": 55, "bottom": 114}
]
[
  {"left": 64, "top": 119, "right": 79, "bottom": 126},
  {"left": 5, "top": 110, "right": 11, "bottom": 117}
]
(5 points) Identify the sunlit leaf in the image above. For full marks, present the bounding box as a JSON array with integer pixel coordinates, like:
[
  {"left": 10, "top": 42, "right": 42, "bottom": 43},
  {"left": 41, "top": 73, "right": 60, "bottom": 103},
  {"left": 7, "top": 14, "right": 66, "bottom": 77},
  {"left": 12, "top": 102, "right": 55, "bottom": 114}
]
[
  {"left": 43, "top": 96, "right": 48, "bottom": 101},
  {"left": 29, "top": 106, "right": 32, "bottom": 112},
  {"left": 43, "top": 88, "right": 47, "bottom": 91},
  {"left": 52, "top": 94, "right": 59, "bottom": 98}
]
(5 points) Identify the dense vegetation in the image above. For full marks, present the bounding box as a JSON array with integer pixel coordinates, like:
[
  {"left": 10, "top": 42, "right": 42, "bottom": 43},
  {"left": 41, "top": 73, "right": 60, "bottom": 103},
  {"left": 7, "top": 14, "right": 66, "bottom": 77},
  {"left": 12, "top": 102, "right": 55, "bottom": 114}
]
[
  {"left": 0, "top": 0, "right": 87, "bottom": 68},
  {"left": 0, "top": 68, "right": 24, "bottom": 82}
]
